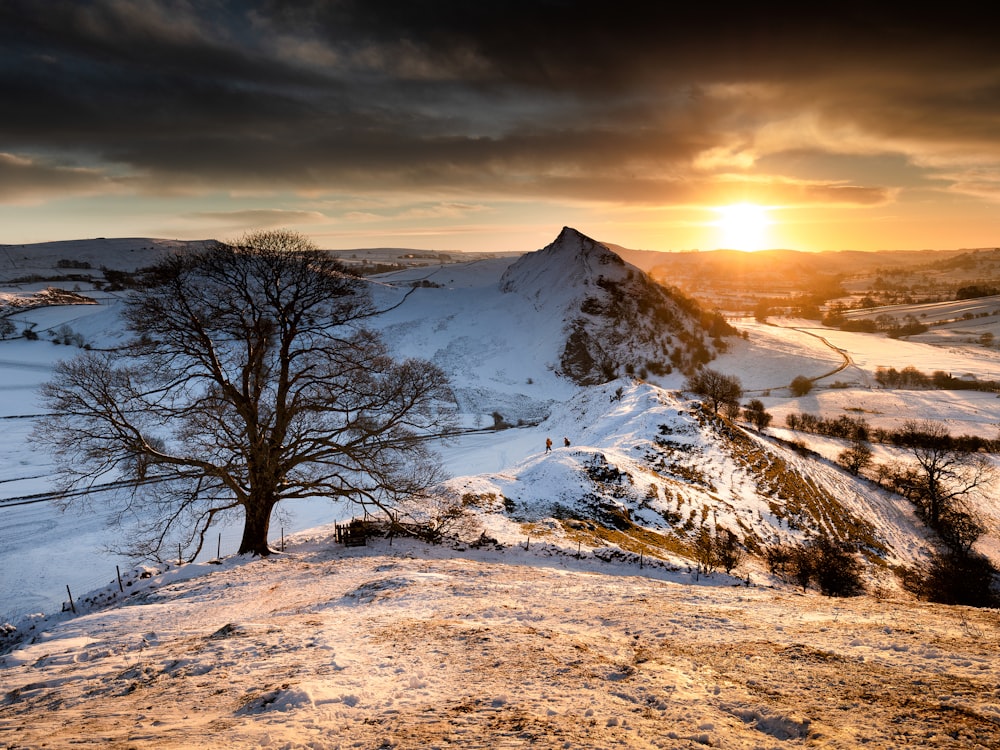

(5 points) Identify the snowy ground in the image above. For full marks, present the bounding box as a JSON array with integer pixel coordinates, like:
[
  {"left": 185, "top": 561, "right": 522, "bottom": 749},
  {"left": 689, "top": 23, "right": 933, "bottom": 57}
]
[{"left": 2, "top": 533, "right": 998, "bottom": 749}]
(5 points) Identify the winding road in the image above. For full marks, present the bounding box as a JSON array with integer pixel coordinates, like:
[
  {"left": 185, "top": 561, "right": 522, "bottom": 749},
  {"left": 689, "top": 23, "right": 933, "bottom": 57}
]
[{"left": 757, "top": 320, "right": 856, "bottom": 393}]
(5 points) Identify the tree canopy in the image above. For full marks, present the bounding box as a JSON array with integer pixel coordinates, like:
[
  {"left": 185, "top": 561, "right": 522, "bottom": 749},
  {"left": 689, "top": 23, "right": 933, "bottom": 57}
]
[
  {"left": 893, "top": 420, "right": 993, "bottom": 531},
  {"left": 36, "top": 230, "right": 456, "bottom": 559}
]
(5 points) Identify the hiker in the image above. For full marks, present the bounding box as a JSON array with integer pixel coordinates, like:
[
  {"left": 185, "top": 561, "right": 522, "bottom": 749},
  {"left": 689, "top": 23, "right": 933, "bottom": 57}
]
[
  {"left": 545, "top": 437, "right": 552, "bottom": 453},
  {"left": 564, "top": 437, "right": 571, "bottom": 447}
]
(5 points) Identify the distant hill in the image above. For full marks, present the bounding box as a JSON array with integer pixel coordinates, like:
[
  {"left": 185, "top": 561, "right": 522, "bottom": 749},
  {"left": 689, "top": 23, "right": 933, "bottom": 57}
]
[{"left": 0, "top": 238, "right": 214, "bottom": 283}]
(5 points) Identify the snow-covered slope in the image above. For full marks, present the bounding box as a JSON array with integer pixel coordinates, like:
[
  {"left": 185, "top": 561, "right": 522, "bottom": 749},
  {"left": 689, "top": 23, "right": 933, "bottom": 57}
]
[
  {"left": 448, "top": 378, "right": 932, "bottom": 578},
  {"left": 0, "top": 228, "right": 993, "bottom": 618},
  {"left": 367, "top": 226, "right": 732, "bottom": 423},
  {"left": 356, "top": 230, "right": 935, "bottom": 579}
]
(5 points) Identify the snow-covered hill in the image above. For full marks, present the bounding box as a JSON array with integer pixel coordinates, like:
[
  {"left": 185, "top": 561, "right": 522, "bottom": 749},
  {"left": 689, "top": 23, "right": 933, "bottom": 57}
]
[
  {"left": 364, "top": 226, "right": 733, "bottom": 422},
  {"left": 2, "top": 228, "right": 996, "bottom": 614},
  {"left": 498, "top": 227, "right": 731, "bottom": 384},
  {"left": 448, "top": 379, "right": 931, "bottom": 576}
]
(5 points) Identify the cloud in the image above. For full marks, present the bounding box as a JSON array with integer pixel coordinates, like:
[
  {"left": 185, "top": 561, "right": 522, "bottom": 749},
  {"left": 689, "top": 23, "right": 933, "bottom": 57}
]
[
  {"left": 189, "top": 208, "right": 329, "bottom": 226},
  {"left": 2, "top": 0, "right": 999, "bottom": 212},
  {"left": 0, "top": 152, "right": 116, "bottom": 202}
]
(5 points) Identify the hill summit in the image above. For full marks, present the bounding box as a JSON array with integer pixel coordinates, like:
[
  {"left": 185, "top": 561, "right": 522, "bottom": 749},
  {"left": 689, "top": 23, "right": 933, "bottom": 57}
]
[
  {"left": 500, "top": 227, "right": 735, "bottom": 384},
  {"left": 498, "top": 226, "right": 627, "bottom": 297}
]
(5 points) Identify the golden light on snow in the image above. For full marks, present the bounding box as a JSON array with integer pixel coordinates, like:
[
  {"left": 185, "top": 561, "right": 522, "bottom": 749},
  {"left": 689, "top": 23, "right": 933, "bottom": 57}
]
[{"left": 713, "top": 202, "right": 772, "bottom": 251}]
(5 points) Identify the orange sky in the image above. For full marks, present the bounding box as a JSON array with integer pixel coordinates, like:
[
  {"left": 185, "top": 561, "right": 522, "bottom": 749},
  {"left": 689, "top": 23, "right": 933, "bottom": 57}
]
[{"left": 2, "top": 3, "right": 1000, "bottom": 253}]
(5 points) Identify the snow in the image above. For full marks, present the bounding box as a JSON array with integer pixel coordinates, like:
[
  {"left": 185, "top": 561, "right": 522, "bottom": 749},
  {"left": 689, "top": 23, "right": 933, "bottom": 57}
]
[
  {"left": 1, "top": 235, "right": 999, "bottom": 748},
  {"left": 2, "top": 535, "right": 998, "bottom": 748}
]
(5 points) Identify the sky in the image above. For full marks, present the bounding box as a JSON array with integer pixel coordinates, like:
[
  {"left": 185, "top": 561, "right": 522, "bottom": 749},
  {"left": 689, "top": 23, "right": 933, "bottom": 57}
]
[{"left": 2, "top": 1, "right": 1000, "bottom": 254}]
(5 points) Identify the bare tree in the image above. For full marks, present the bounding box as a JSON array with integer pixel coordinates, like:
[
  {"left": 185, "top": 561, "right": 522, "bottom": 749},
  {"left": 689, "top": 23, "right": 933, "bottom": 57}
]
[
  {"left": 743, "top": 399, "right": 772, "bottom": 431},
  {"left": 35, "top": 230, "right": 456, "bottom": 560},
  {"left": 837, "top": 436, "right": 873, "bottom": 476},
  {"left": 685, "top": 368, "right": 743, "bottom": 415},
  {"left": 893, "top": 420, "right": 994, "bottom": 530},
  {"left": 713, "top": 527, "right": 744, "bottom": 574}
]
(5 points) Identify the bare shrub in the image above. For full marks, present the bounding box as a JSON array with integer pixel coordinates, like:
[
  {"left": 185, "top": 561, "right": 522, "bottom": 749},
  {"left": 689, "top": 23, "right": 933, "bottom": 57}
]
[
  {"left": 907, "top": 552, "right": 999, "bottom": 608},
  {"left": 808, "top": 537, "right": 865, "bottom": 597},
  {"left": 714, "top": 528, "right": 744, "bottom": 574},
  {"left": 765, "top": 538, "right": 864, "bottom": 596},
  {"left": 837, "top": 439, "right": 873, "bottom": 476}
]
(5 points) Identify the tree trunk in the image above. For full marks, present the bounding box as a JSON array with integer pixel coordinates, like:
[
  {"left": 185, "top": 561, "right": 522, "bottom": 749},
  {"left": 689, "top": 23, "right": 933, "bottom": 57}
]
[{"left": 238, "top": 497, "right": 277, "bottom": 556}]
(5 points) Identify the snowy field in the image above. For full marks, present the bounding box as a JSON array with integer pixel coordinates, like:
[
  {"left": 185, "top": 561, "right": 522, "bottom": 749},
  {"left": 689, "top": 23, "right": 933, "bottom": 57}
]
[
  {"left": 2, "top": 240, "right": 999, "bottom": 621},
  {"left": 1, "top": 238, "right": 999, "bottom": 748}
]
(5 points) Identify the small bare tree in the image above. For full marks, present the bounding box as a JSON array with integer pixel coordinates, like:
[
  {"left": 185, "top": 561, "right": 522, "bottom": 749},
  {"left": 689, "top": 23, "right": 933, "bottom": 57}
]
[
  {"left": 35, "top": 230, "right": 456, "bottom": 560},
  {"left": 743, "top": 399, "right": 772, "bottom": 431},
  {"left": 713, "top": 528, "right": 744, "bottom": 574},
  {"left": 837, "top": 436, "right": 873, "bottom": 476},
  {"left": 693, "top": 525, "right": 717, "bottom": 575},
  {"left": 686, "top": 368, "right": 743, "bottom": 415}
]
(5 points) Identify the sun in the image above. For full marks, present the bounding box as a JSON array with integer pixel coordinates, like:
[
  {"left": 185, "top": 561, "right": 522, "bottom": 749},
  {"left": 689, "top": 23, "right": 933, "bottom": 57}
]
[{"left": 713, "top": 202, "right": 772, "bottom": 251}]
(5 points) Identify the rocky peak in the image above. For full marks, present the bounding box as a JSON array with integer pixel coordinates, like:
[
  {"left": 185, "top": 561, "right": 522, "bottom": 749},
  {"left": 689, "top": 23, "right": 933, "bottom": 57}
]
[{"left": 498, "top": 227, "right": 627, "bottom": 299}]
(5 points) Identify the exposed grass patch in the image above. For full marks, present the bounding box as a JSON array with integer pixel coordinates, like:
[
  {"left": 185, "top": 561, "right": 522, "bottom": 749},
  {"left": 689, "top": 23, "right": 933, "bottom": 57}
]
[{"left": 708, "top": 415, "right": 888, "bottom": 557}]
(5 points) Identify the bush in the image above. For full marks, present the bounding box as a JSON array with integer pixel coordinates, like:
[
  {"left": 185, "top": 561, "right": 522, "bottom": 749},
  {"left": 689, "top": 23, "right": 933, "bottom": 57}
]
[
  {"left": 51, "top": 324, "right": 85, "bottom": 347},
  {"left": 937, "top": 508, "right": 985, "bottom": 555},
  {"left": 837, "top": 440, "right": 873, "bottom": 475},
  {"left": 910, "top": 552, "right": 999, "bottom": 608},
  {"left": 765, "top": 543, "right": 795, "bottom": 578},
  {"left": 694, "top": 527, "right": 745, "bottom": 576},
  {"left": 789, "top": 375, "right": 813, "bottom": 396},
  {"left": 766, "top": 538, "right": 864, "bottom": 596},
  {"left": 743, "top": 399, "right": 772, "bottom": 431},
  {"left": 713, "top": 528, "right": 744, "bottom": 574},
  {"left": 809, "top": 537, "right": 865, "bottom": 597}
]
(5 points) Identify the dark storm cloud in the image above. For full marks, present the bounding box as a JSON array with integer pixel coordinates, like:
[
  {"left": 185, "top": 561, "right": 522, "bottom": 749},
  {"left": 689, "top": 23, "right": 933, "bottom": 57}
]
[{"left": 2, "top": 0, "right": 999, "bottom": 205}]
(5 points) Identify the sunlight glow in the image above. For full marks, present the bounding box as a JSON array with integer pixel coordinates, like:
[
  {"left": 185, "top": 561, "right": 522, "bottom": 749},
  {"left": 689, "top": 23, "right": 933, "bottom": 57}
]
[{"left": 713, "top": 202, "right": 772, "bottom": 251}]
